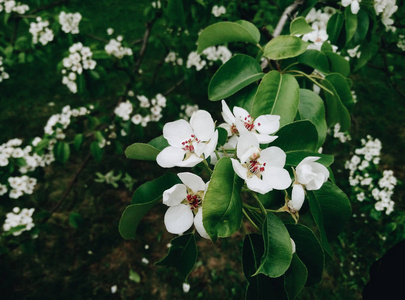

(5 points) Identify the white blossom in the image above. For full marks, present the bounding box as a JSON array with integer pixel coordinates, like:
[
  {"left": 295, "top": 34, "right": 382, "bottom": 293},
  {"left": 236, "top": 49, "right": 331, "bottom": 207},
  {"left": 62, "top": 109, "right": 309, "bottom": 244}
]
[
  {"left": 59, "top": 12, "right": 82, "bottom": 34},
  {"left": 341, "top": 0, "right": 361, "bottom": 14},
  {"left": 163, "top": 172, "right": 210, "bottom": 238},
  {"left": 29, "top": 17, "right": 54, "bottom": 45},
  {"left": 3, "top": 207, "right": 35, "bottom": 236},
  {"left": 231, "top": 133, "right": 291, "bottom": 194},
  {"left": 295, "top": 157, "right": 329, "bottom": 190},
  {"left": 105, "top": 38, "right": 133, "bottom": 59},
  {"left": 156, "top": 110, "right": 218, "bottom": 168},
  {"left": 212, "top": 5, "right": 226, "bottom": 17}
]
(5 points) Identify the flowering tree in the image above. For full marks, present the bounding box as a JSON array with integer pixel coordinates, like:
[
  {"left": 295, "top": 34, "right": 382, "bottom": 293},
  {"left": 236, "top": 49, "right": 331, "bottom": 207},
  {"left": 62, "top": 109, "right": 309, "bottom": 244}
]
[{"left": 0, "top": 0, "right": 404, "bottom": 298}]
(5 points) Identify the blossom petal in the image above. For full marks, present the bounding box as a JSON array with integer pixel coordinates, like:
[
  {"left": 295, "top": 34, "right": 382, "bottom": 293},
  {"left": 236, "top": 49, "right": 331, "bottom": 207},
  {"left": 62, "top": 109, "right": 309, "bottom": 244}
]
[
  {"left": 233, "top": 106, "right": 250, "bottom": 121},
  {"left": 234, "top": 117, "right": 249, "bottom": 135},
  {"left": 254, "top": 115, "right": 280, "bottom": 135},
  {"left": 190, "top": 110, "right": 215, "bottom": 141},
  {"left": 260, "top": 146, "right": 286, "bottom": 168},
  {"left": 231, "top": 158, "right": 248, "bottom": 181},
  {"left": 163, "top": 120, "right": 193, "bottom": 147},
  {"left": 178, "top": 172, "right": 206, "bottom": 193},
  {"left": 290, "top": 184, "right": 305, "bottom": 211},
  {"left": 221, "top": 100, "right": 235, "bottom": 125},
  {"left": 263, "top": 166, "right": 292, "bottom": 190},
  {"left": 194, "top": 209, "right": 210, "bottom": 239},
  {"left": 177, "top": 155, "right": 203, "bottom": 167},
  {"left": 156, "top": 146, "right": 185, "bottom": 168},
  {"left": 237, "top": 133, "right": 259, "bottom": 160},
  {"left": 163, "top": 184, "right": 187, "bottom": 206},
  {"left": 255, "top": 133, "right": 278, "bottom": 144},
  {"left": 164, "top": 204, "right": 194, "bottom": 234},
  {"left": 246, "top": 176, "right": 273, "bottom": 194},
  {"left": 203, "top": 130, "right": 218, "bottom": 158},
  {"left": 297, "top": 156, "right": 320, "bottom": 168}
]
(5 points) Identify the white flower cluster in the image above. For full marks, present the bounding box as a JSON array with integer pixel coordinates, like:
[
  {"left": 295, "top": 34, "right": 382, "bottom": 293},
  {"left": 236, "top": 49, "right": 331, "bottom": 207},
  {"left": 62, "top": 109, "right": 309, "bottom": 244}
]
[
  {"left": 61, "top": 42, "right": 97, "bottom": 93},
  {"left": 180, "top": 104, "right": 199, "bottom": 120},
  {"left": 345, "top": 135, "right": 396, "bottom": 214},
  {"left": 347, "top": 45, "right": 361, "bottom": 59},
  {"left": 105, "top": 36, "right": 133, "bottom": 59},
  {"left": 3, "top": 207, "right": 35, "bottom": 236},
  {"left": 333, "top": 123, "right": 352, "bottom": 143},
  {"left": 164, "top": 52, "right": 183, "bottom": 66},
  {"left": 303, "top": 7, "right": 336, "bottom": 51},
  {"left": 114, "top": 93, "right": 167, "bottom": 129},
  {"left": 44, "top": 105, "right": 90, "bottom": 137},
  {"left": 151, "top": 0, "right": 161, "bottom": 8},
  {"left": 212, "top": 5, "right": 226, "bottom": 17},
  {"left": 341, "top": 0, "right": 361, "bottom": 14},
  {"left": 59, "top": 11, "right": 82, "bottom": 34},
  {"left": 0, "top": 56, "right": 9, "bottom": 83},
  {"left": 397, "top": 35, "right": 405, "bottom": 51},
  {"left": 29, "top": 17, "right": 54, "bottom": 45},
  {"left": 186, "top": 46, "right": 232, "bottom": 71},
  {"left": 374, "top": 0, "right": 398, "bottom": 32},
  {"left": 8, "top": 176, "right": 37, "bottom": 199},
  {"left": 0, "top": 0, "right": 29, "bottom": 14}
]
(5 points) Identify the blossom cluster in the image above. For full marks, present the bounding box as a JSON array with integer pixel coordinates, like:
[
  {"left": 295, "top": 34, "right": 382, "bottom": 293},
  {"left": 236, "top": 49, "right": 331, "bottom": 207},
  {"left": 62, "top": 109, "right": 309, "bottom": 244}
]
[
  {"left": 332, "top": 123, "right": 352, "bottom": 143},
  {"left": 164, "top": 52, "right": 184, "bottom": 66},
  {"left": 3, "top": 207, "right": 35, "bottom": 236},
  {"left": 105, "top": 36, "right": 133, "bottom": 59},
  {"left": 398, "top": 35, "right": 405, "bottom": 51},
  {"left": 345, "top": 135, "right": 396, "bottom": 214},
  {"left": 29, "top": 17, "right": 54, "bottom": 46},
  {"left": 180, "top": 104, "right": 199, "bottom": 120},
  {"left": 0, "top": 56, "right": 9, "bottom": 82},
  {"left": 0, "top": 0, "right": 29, "bottom": 14},
  {"left": 156, "top": 101, "right": 330, "bottom": 238},
  {"left": 114, "top": 93, "right": 167, "bottom": 131},
  {"left": 59, "top": 11, "right": 82, "bottom": 34},
  {"left": 211, "top": 5, "right": 226, "bottom": 17},
  {"left": 303, "top": 7, "right": 336, "bottom": 51},
  {"left": 186, "top": 46, "right": 232, "bottom": 71},
  {"left": 374, "top": 0, "right": 398, "bottom": 32},
  {"left": 61, "top": 42, "right": 97, "bottom": 93}
]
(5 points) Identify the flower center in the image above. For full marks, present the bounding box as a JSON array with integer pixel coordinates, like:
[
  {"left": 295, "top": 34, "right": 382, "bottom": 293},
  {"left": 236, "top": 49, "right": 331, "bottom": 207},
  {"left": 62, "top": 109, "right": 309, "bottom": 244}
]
[
  {"left": 242, "top": 114, "right": 261, "bottom": 131},
  {"left": 181, "top": 134, "right": 199, "bottom": 153},
  {"left": 186, "top": 193, "right": 202, "bottom": 210},
  {"left": 231, "top": 124, "right": 239, "bottom": 135}
]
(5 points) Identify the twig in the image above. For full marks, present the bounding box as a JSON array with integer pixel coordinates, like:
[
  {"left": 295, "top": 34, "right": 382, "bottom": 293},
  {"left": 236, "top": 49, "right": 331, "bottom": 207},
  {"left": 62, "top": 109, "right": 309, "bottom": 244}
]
[
  {"left": 44, "top": 153, "right": 92, "bottom": 222},
  {"left": 273, "top": 0, "right": 305, "bottom": 37},
  {"left": 86, "top": 34, "right": 109, "bottom": 44},
  {"left": 163, "top": 77, "right": 185, "bottom": 96},
  {"left": 133, "top": 20, "right": 155, "bottom": 74}
]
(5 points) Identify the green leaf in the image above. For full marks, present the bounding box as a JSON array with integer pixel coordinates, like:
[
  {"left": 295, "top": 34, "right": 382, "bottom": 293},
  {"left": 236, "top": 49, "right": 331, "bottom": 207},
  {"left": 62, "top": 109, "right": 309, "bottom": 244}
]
[
  {"left": 125, "top": 143, "right": 161, "bottom": 161},
  {"left": 323, "top": 51, "right": 350, "bottom": 77},
  {"left": 131, "top": 172, "right": 180, "bottom": 205},
  {"left": 148, "top": 135, "right": 169, "bottom": 150},
  {"left": 53, "top": 141, "right": 70, "bottom": 163},
  {"left": 229, "top": 84, "right": 258, "bottom": 111},
  {"left": 327, "top": 12, "right": 344, "bottom": 45},
  {"left": 323, "top": 75, "right": 351, "bottom": 131},
  {"left": 345, "top": 7, "right": 358, "bottom": 45},
  {"left": 272, "top": 120, "right": 318, "bottom": 152},
  {"left": 156, "top": 233, "right": 197, "bottom": 282},
  {"left": 69, "top": 212, "right": 83, "bottom": 229},
  {"left": 250, "top": 71, "right": 299, "bottom": 127},
  {"left": 208, "top": 54, "right": 264, "bottom": 101},
  {"left": 90, "top": 141, "right": 103, "bottom": 162},
  {"left": 284, "top": 254, "right": 308, "bottom": 299},
  {"left": 243, "top": 234, "right": 288, "bottom": 300},
  {"left": 217, "top": 127, "right": 228, "bottom": 146},
  {"left": 286, "top": 224, "right": 325, "bottom": 286},
  {"left": 203, "top": 157, "right": 243, "bottom": 242},
  {"left": 119, "top": 173, "right": 180, "bottom": 239},
  {"left": 166, "top": 0, "right": 186, "bottom": 27},
  {"left": 353, "top": 10, "right": 369, "bottom": 44},
  {"left": 263, "top": 36, "right": 308, "bottom": 60},
  {"left": 73, "top": 134, "right": 84, "bottom": 151},
  {"left": 297, "top": 50, "right": 329, "bottom": 74},
  {"left": 129, "top": 270, "right": 141, "bottom": 283},
  {"left": 285, "top": 151, "right": 334, "bottom": 167},
  {"left": 197, "top": 21, "right": 260, "bottom": 54},
  {"left": 298, "top": 89, "right": 327, "bottom": 148},
  {"left": 254, "top": 212, "right": 292, "bottom": 277},
  {"left": 290, "top": 17, "right": 313, "bottom": 36},
  {"left": 325, "top": 73, "right": 354, "bottom": 112},
  {"left": 92, "top": 50, "right": 111, "bottom": 60},
  {"left": 311, "top": 182, "right": 352, "bottom": 241}
]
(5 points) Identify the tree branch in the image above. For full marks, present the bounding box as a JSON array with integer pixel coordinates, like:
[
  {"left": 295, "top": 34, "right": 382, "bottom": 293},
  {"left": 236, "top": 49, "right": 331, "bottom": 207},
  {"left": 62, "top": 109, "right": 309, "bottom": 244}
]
[{"left": 273, "top": 0, "right": 305, "bottom": 37}]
